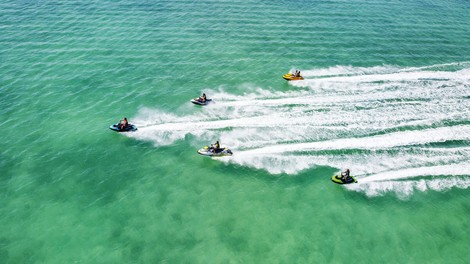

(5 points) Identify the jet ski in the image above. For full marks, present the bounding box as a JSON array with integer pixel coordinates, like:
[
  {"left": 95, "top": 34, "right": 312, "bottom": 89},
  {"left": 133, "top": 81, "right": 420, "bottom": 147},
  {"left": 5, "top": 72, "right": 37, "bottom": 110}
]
[
  {"left": 191, "top": 98, "right": 212, "bottom": 105},
  {"left": 197, "top": 146, "right": 233, "bottom": 157},
  {"left": 283, "top": 73, "right": 304, "bottom": 81},
  {"left": 109, "top": 123, "right": 138, "bottom": 132},
  {"left": 331, "top": 174, "right": 357, "bottom": 184}
]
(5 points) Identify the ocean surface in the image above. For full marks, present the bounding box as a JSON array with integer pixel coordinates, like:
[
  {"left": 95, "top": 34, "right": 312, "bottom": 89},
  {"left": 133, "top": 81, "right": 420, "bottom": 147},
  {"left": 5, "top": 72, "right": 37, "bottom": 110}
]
[{"left": 1, "top": 0, "right": 470, "bottom": 263}]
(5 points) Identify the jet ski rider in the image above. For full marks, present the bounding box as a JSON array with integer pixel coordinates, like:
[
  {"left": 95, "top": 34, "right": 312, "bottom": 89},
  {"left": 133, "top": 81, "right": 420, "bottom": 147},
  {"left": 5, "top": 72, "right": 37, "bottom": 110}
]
[
  {"left": 341, "top": 169, "right": 351, "bottom": 182},
  {"left": 198, "top": 93, "right": 207, "bottom": 102},
  {"left": 119, "top": 117, "right": 129, "bottom": 130},
  {"left": 210, "top": 140, "right": 220, "bottom": 153},
  {"left": 294, "top": 70, "right": 301, "bottom": 77}
]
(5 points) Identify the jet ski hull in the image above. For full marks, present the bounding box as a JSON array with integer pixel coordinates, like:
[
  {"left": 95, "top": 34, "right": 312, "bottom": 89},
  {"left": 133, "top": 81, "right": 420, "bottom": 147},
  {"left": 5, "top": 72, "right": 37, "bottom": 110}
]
[
  {"left": 331, "top": 175, "right": 357, "bottom": 184},
  {"left": 197, "top": 146, "right": 233, "bottom": 157},
  {"left": 283, "top": 73, "right": 304, "bottom": 81},
  {"left": 191, "top": 98, "right": 212, "bottom": 105},
  {"left": 109, "top": 123, "right": 138, "bottom": 132}
]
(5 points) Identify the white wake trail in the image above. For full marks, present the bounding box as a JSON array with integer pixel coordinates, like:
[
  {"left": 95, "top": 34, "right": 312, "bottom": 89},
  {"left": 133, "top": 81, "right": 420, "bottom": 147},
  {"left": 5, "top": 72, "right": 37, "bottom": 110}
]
[
  {"left": 359, "top": 163, "right": 470, "bottom": 183},
  {"left": 347, "top": 163, "right": 470, "bottom": 199},
  {"left": 238, "top": 125, "right": 470, "bottom": 155}
]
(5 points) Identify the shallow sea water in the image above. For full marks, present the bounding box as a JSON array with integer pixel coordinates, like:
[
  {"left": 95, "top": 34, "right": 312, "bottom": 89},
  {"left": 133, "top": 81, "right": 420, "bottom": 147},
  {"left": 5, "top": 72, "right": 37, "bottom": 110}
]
[{"left": 1, "top": 0, "right": 470, "bottom": 263}]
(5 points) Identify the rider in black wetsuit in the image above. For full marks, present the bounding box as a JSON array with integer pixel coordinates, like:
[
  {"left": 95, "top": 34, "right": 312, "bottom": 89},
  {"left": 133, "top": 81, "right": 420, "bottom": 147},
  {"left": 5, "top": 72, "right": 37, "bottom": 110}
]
[
  {"left": 210, "top": 141, "right": 220, "bottom": 153},
  {"left": 198, "top": 93, "right": 207, "bottom": 102},
  {"left": 119, "top": 117, "right": 129, "bottom": 130},
  {"left": 341, "top": 169, "right": 350, "bottom": 182}
]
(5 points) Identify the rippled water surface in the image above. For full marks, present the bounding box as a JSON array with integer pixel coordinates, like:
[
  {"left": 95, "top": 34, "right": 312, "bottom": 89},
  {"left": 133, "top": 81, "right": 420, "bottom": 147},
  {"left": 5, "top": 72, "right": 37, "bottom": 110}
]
[{"left": 1, "top": 0, "right": 470, "bottom": 263}]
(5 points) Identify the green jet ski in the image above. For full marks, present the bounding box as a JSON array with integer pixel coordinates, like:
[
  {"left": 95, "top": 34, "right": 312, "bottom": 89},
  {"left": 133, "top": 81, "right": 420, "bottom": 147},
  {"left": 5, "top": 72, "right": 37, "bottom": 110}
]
[{"left": 331, "top": 174, "right": 357, "bottom": 184}]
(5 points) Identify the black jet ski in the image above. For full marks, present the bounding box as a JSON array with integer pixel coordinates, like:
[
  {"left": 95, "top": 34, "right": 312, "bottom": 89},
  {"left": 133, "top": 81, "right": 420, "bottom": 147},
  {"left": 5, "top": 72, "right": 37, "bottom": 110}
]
[
  {"left": 191, "top": 98, "right": 212, "bottom": 105},
  {"left": 331, "top": 174, "right": 357, "bottom": 184},
  {"left": 109, "top": 123, "right": 137, "bottom": 132},
  {"left": 197, "top": 145, "right": 233, "bottom": 157}
]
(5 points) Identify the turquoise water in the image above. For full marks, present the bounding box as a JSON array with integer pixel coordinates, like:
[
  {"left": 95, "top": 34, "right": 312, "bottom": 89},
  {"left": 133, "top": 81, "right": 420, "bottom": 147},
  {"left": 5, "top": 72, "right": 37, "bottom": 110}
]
[{"left": 1, "top": 0, "right": 470, "bottom": 262}]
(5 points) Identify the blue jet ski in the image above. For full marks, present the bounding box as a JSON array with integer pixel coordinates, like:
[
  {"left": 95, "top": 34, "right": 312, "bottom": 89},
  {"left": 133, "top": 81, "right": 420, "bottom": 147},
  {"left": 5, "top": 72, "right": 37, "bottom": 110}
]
[
  {"left": 109, "top": 123, "right": 137, "bottom": 132},
  {"left": 191, "top": 98, "right": 212, "bottom": 105}
]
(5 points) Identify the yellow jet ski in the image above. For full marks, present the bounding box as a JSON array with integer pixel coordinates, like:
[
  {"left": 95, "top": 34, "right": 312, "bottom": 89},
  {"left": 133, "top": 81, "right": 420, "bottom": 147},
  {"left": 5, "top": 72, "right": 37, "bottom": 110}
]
[
  {"left": 283, "top": 72, "right": 304, "bottom": 81},
  {"left": 331, "top": 174, "right": 357, "bottom": 184}
]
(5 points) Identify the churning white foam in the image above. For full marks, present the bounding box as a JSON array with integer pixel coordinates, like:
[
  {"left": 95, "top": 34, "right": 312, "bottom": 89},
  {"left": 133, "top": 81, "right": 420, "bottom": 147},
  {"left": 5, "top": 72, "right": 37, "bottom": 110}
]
[{"left": 348, "top": 163, "right": 470, "bottom": 200}]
